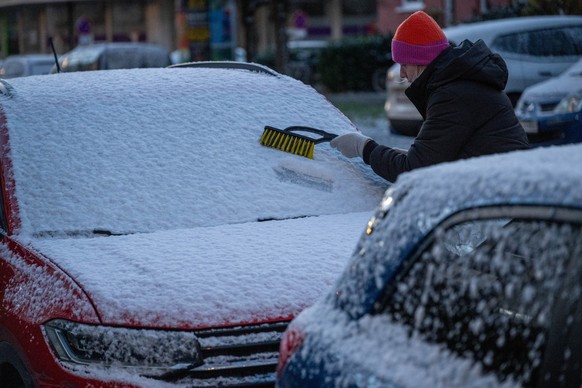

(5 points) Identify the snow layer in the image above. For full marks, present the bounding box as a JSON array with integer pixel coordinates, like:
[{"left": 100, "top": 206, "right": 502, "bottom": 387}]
[
  {"left": 283, "top": 143, "right": 582, "bottom": 387},
  {"left": 519, "top": 57, "right": 582, "bottom": 99},
  {"left": 1, "top": 68, "right": 386, "bottom": 236},
  {"left": 335, "top": 143, "right": 582, "bottom": 316},
  {"left": 291, "top": 303, "right": 518, "bottom": 388},
  {"left": 1, "top": 67, "right": 387, "bottom": 328},
  {"left": 25, "top": 212, "right": 371, "bottom": 327}
]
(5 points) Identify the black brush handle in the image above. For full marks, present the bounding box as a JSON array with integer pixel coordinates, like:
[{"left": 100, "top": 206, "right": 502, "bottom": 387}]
[{"left": 283, "top": 126, "right": 338, "bottom": 144}]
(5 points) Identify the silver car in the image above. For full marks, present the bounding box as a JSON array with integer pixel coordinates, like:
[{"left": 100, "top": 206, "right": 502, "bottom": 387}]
[
  {"left": 0, "top": 54, "right": 55, "bottom": 78},
  {"left": 385, "top": 15, "right": 582, "bottom": 136},
  {"left": 51, "top": 42, "right": 171, "bottom": 73}
]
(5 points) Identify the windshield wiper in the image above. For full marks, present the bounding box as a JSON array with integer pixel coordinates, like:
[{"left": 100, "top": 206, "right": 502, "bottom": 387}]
[
  {"left": 34, "top": 229, "right": 129, "bottom": 238},
  {"left": 257, "top": 215, "right": 312, "bottom": 222}
]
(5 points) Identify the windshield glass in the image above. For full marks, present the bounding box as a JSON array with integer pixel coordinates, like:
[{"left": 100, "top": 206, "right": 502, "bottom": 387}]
[
  {"left": 104, "top": 46, "right": 170, "bottom": 69},
  {"left": 382, "top": 217, "right": 582, "bottom": 385},
  {"left": 2, "top": 68, "right": 385, "bottom": 236}
]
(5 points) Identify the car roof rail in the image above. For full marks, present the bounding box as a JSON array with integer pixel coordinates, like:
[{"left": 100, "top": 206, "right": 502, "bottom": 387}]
[
  {"left": 168, "top": 61, "right": 280, "bottom": 77},
  {"left": 0, "top": 79, "right": 14, "bottom": 98}
]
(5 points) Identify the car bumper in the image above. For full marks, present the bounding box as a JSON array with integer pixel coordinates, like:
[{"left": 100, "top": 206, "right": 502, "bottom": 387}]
[
  {"left": 384, "top": 95, "right": 422, "bottom": 136},
  {"left": 520, "top": 112, "right": 582, "bottom": 145}
]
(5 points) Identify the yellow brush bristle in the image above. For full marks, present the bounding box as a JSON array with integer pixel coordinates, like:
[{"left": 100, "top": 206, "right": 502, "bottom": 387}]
[
  {"left": 307, "top": 142, "right": 315, "bottom": 159},
  {"left": 260, "top": 128, "right": 315, "bottom": 159},
  {"left": 260, "top": 128, "right": 277, "bottom": 146}
]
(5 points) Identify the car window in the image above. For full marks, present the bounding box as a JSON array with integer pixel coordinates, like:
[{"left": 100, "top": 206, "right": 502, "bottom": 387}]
[
  {"left": 381, "top": 214, "right": 582, "bottom": 385},
  {"left": 105, "top": 47, "right": 169, "bottom": 69},
  {"left": 492, "top": 26, "right": 582, "bottom": 56},
  {"left": 59, "top": 47, "right": 102, "bottom": 72}
]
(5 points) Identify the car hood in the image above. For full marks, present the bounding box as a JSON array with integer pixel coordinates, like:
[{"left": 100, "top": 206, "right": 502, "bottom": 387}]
[
  {"left": 521, "top": 68, "right": 582, "bottom": 101},
  {"left": 23, "top": 212, "right": 371, "bottom": 328}
]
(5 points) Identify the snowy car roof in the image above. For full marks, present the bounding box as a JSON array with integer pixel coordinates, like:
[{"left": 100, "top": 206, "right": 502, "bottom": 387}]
[
  {"left": 333, "top": 143, "right": 582, "bottom": 316},
  {"left": 0, "top": 67, "right": 386, "bottom": 236}
]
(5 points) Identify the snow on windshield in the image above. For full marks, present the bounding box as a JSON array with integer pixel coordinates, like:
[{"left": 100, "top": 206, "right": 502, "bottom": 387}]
[
  {"left": 521, "top": 57, "right": 582, "bottom": 98},
  {"left": 1, "top": 68, "right": 386, "bottom": 236}
]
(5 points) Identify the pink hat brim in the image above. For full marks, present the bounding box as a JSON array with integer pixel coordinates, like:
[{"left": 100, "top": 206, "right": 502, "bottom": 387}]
[{"left": 391, "top": 38, "right": 449, "bottom": 65}]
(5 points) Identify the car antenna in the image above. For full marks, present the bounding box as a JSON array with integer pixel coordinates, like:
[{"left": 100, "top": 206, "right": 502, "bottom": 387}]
[{"left": 49, "top": 37, "right": 61, "bottom": 73}]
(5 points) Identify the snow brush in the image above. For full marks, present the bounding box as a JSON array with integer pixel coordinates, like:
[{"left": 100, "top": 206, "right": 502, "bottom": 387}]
[{"left": 260, "top": 125, "right": 338, "bottom": 159}]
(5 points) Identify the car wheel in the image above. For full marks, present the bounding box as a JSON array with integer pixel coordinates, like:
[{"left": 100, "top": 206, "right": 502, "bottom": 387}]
[
  {"left": 0, "top": 343, "right": 34, "bottom": 388},
  {"left": 372, "top": 67, "right": 388, "bottom": 92}
]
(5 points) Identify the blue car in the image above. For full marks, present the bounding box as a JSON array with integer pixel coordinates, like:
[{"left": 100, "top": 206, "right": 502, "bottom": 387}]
[
  {"left": 277, "top": 144, "right": 582, "bottom": 387},
  {"left": 516, "top": 58, "right": 582, "bottom": 146}
]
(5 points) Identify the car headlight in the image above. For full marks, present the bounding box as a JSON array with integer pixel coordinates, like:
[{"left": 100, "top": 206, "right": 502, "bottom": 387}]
[
  {"left": 515, "top": 99, "right": 536, "bottom": 116},
  {"left": 555, "top": 93, "right": 582, "bottom": 114},
  {"left": 366, "top": 188, "right": 396, "bottom": 235},
  {"left": 42, "top": 319, "right": 202, "bottom": 376}
]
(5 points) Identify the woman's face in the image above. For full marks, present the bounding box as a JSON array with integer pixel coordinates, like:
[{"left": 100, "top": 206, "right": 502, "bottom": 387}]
[{"left": 400, "top": 64, "right": 426, "bottom": 83}]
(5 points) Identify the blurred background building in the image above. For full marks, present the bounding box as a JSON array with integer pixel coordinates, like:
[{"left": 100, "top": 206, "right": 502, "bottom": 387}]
[{"left": 0, "top": 0, "right": 549, "bottom": 66}]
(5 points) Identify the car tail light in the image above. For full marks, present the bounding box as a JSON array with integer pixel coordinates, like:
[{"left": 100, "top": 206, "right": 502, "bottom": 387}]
[{"left": 276, "top": 327, "right": 304, "bottom": 377}]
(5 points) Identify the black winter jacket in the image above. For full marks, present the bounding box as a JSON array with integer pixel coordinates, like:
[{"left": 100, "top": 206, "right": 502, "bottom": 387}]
[{"left": 363, "top": 39, "right": 530, "bottom": 183}]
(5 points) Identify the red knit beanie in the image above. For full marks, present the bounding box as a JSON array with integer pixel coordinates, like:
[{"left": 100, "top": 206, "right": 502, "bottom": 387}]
[{"left": 391, "top": 11, "right": 449, "bottom": 65}]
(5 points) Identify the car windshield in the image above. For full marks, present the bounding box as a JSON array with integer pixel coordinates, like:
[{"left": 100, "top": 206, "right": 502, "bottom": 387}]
[
  {"left": 382, "top": 215, "right": 582, "bottom": 385},
  {"left": 30, "top": 61, "right": 54, "bottom": 75},
  {"left": 1, "top": 67, "right": 385, "bottom": 237},
  {"left": 104, "top": 46, "right": 169, "bottom": 69}
]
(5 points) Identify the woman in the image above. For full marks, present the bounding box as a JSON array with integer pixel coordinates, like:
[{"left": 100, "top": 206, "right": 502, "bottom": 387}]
[{"left": 331, "top": 11, "right": 530, "bottom": 183}]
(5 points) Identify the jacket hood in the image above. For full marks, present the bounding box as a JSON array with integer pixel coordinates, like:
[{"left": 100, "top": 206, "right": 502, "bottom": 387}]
[
  {"left": 406, "top": 39, "right": 509, "bottom": 117},
  {"left": 432, "top": 39, "right": 508, "bottom": 91}
]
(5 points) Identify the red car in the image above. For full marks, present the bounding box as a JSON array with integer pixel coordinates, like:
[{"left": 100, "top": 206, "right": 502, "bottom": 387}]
[{"left": 0, "top": 64, "right": 386, "bottom": 386}]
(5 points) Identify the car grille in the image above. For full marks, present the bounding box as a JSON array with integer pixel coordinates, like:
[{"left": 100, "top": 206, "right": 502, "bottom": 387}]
[
  {"left": 155, "top": 321, "right": 289, "bottom": 387},
  {"left": 539, "top": 101, "right": 560, "bottom": 112}
]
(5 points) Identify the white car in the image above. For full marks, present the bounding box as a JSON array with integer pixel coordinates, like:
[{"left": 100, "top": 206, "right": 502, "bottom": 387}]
[
  {"left": 385, "top": 15, "right": 582, "bottom": 136},
  {"left": 0, "top": 63, "right": 385, "bottom": 387},
  {"left": 51, "top": 42, "right": 171, "bottom": 73}
]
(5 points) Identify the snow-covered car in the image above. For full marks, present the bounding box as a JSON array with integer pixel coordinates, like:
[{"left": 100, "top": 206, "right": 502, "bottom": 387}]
[
  {"left": 49, "top": 42, "right": 171, "bottom": 73},
  {"left": 277, "top": 144, "right": 582, "bottom": 387},
  {"left": 385, "top": 15, "right": 582, "bottom": 136},
  {"left": 515, "top": 58, "right": 582, "bottom": 146},
  {"left": 0, "top": 63, "right": 386, "bottom": 387},
  {"left": 0, "top": 54, "right": 55, "bottom": 78}
]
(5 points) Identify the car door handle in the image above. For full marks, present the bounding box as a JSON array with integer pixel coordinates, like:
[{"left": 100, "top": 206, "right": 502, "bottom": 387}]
[{"left": 539, "top": 71, "right": 552, "bottom": 77}]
